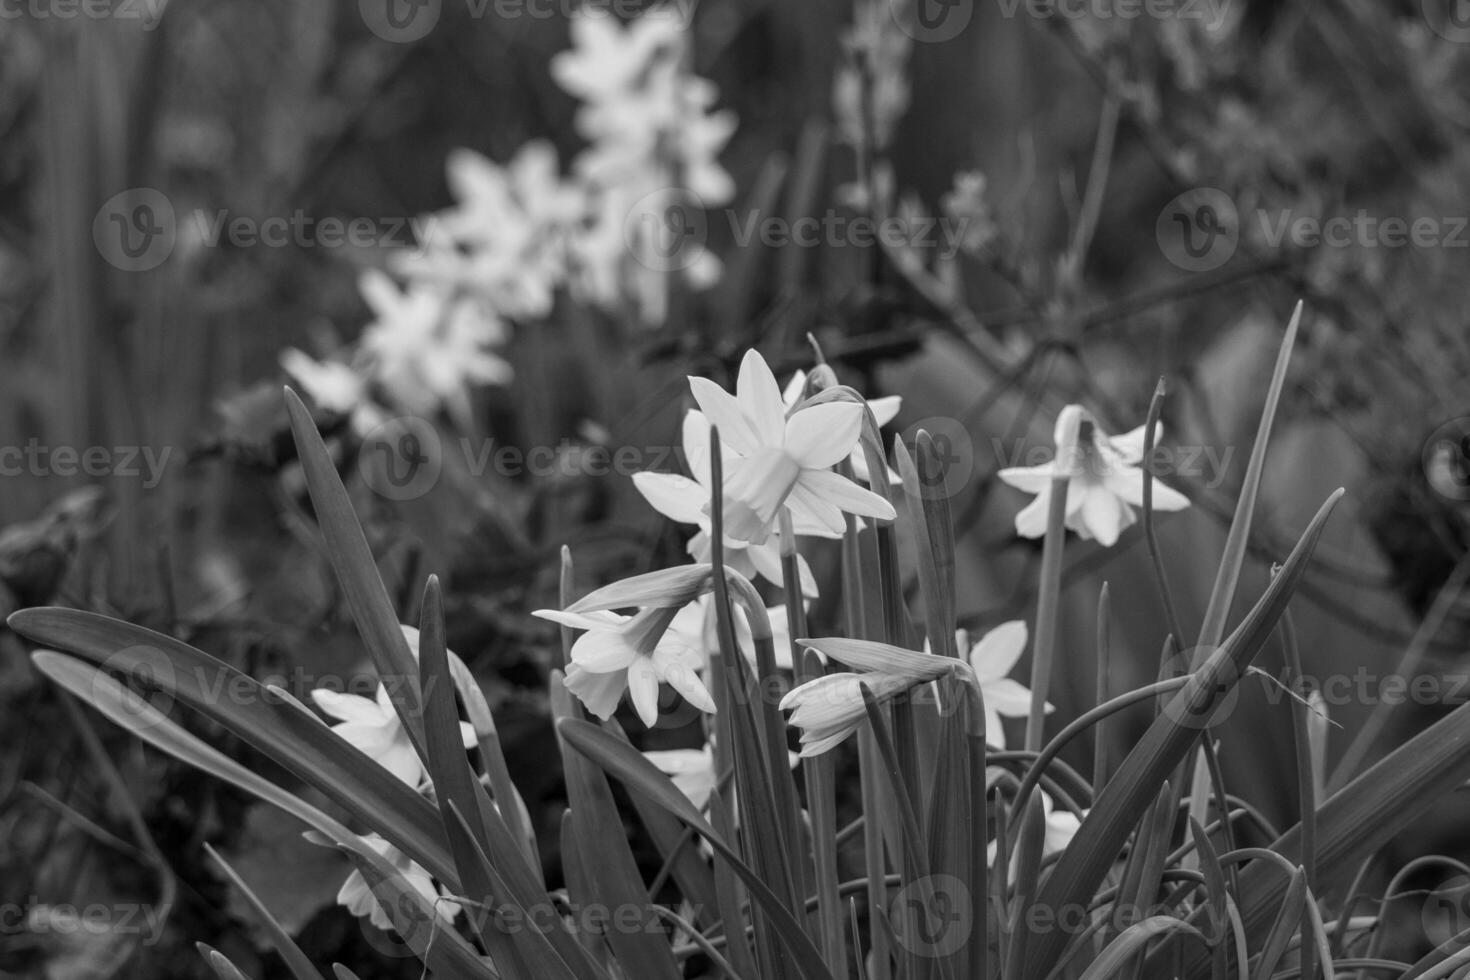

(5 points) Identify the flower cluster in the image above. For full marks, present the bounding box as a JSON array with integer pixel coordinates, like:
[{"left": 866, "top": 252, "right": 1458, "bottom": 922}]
[
  {"left": 309, "top": 626, "right": 474, "bottom": 929},
  {"left": 282, "top": 5, "right": 738, "bottom": 430}
]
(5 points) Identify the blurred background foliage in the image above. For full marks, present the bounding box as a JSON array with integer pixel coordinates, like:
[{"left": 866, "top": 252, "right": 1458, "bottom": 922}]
[{"left": 2, "top": 0, "right": 1470, "bottom": 975}]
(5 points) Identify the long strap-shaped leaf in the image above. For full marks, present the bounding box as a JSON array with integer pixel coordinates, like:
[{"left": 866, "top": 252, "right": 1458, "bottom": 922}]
[
  {"left": 10, "top": 608, "right": 456, "bottom": 886},
  {"left": 283, "top": 389, "right": 428, "bottom": 751},
  {"left": 556, "top": 717, "right": 837, "bottom": 980},
  {"left": 30, "top": 651, "right": 495, "bottom": 980},
  {"left": 1018, "top": 488, "right": 1342, "bottom": 980},
  {"left": 1164, "top": 696, "right": 1470, "bottom": 978}
]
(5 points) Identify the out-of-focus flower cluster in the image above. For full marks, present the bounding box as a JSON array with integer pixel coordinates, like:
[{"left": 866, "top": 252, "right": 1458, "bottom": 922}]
[{"left": 282, "top": 5, "right": 737, "bottom": 431}]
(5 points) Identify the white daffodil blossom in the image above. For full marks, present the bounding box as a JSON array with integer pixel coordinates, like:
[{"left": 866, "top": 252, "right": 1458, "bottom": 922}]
[
  {"left": 689, "top": 350, "right": 896, "bottom": 544},
  {"left": 780, "top": 638, "right": 962, "bottom": 757},
  {"left": 781, "top": 369, "right": 901, "bottom": 484},
  {"left": 634, "top": 410, "right": 821, "bottom": 596},
  {"left": 309, "top": 630, "right": 476, "bottom": 789},
  {"left": 337, "top": 834, "right": 460, "bottom": 931},
  {"left": 396, "top": 142, "right": 585, "bottom": 321},
  {"left": 643, "top": 742, "right": 718, "bottom": 812},
  {"left": 533, "top": 606, "right": 715, "bottom": 727},
  {"left": 667, "top": 593, "right": 800, "bottom": 671},
  {"left": 924, "top": 621, "right": 1047, "bottom": 750},
  {"left": 279, "top": 348, "right": 384, "bottom": 436},
  {"left": 356, "top": 270, "right": 513, "bottom": 427},
  {"left": 998, "top": 405, "right": 1190, "bottom": 547}
]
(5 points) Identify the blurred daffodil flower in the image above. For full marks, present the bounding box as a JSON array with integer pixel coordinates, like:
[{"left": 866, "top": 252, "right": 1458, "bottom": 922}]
[{"left": 998, "top": 405, "right": 1190, "bottom": 547}]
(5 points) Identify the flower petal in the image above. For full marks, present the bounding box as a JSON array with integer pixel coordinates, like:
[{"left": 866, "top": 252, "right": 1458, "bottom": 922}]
[
  {"left": 1014, "top": 488, "right": 1051, "bottom": 539},
  {"left": 1108, "top": 424, "right": 1158, "bottom": 465},
  {"left": 982, "top": 677, "right": 1038, "bottom": 717},
  {"left": 793, "top": 469, "right": 896, "bottom": 521},
  {"left": 785, "top": 483, "right": 848, "bottom": 537},
  {"left": 868, "top": 395, "right": 902, "bottom": 427},
  {"left": 563, "top": 665, "right": 626, "bottom": 720},
  {"left": 570, "top": 630, "right": 640, "bottom": 673},
  {"left": 311, "top": 689, "right": 385, "bottom": 726},
  {"left": 998, "top": 464, "right": 1056, "bottom": 494},
  {"left": 632, "top": 471, "right": 707, "bottom": 525},
  {"left": 784, "top": 402, "right": 865, "bottom": 469},
  {"left": 627, "top": 658, "right": 662, "bottom": 728},
  {"left": 533, "top": 608, "right": 627, "bottom": 631},
  {"left": 688, "top": 377, "right": 760, "bottom": 455},
  {"left": 1080, "top": 486, "right": 1131, "bottom": 546},
  {"left": 736, "top": 350, "right": 787, "bottom": 446},
  {"left": 969, "top": 621, "right": 1028, "bottom": 680}
]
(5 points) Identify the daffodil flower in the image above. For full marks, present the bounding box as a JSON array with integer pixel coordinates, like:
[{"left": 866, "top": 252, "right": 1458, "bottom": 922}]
[
  {"left": 533, "top": 606, "right": 715, "bottom": 727},
  {"left": 781, "top": 369, "right": 902, "bottom": 484},
  {"left": 310, "top": 627, "right": 475, "bottom": 789},
  {"left": 357, "top": 270, "right": 512, "bottom": 427},
  {"left": 337, "top": 834, "right": 459, "bottom": 931},
  {"left": 998, "top": 406, "right": 1190, "bottom": 547},
  {"left": 689, "top": 350, "right": 896, "bottom": 544},
  {"left": 668, "top": 593, "right": 799, "bottom": 670},
  {"left": 279, "top": 349, "right": 383, "bottom": 436},
  {"left": 780, "top": 638, "right": 957, "bottom": 757},
  {"left": 633, "top": 410, "right": 821, "bottom": 596},
  {"left": 925, "top": 621, "right": 1047, "bottom": 750},
  {"left": 643, "top": 743, "right": 717, "bottom": 812}
]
